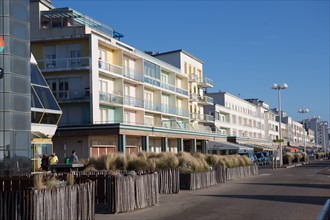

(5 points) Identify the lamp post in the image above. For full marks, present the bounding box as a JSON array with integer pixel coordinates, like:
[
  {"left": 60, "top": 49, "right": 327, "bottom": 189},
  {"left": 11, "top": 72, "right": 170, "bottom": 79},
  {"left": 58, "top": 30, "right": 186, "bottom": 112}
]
[
  {"left": 271, "top": 83, "right": 288, "bottom": 166},
  {"left": 298, "top": 108, "right": 309, "bottom": 155}
]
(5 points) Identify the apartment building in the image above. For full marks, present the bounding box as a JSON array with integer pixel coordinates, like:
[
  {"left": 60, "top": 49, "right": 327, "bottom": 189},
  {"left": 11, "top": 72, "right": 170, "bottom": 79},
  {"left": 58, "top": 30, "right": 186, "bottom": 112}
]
[
  {"left": 204, "top": 92, "right": 275, "bottom": 149},
  {"left": 30, "top": 0, "right": 223, "bottom": 161},
  {"left": 305, "top": 117, "right": 329, "bottom": 152}
]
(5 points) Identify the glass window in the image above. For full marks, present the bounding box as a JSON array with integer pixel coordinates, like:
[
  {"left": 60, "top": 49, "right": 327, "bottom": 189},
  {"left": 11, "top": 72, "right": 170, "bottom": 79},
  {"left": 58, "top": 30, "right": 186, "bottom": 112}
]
[
  {"left": 31, "top": 87, "right": 43, "bottom": 109},
  {"left": 31, "top": 111, "right": 43, "bottom": 123},
  {"left": 40, "top": 113, "right": 61, "bottom": 125},
  {"left": 31, "top": 64, "right": 47, "bottom": 86},
  {"left": 10, "top": 1, "right": 29, "bottom": 22},
  {"left": 33, "top": 86, "right": 60, "bottom": 110}
]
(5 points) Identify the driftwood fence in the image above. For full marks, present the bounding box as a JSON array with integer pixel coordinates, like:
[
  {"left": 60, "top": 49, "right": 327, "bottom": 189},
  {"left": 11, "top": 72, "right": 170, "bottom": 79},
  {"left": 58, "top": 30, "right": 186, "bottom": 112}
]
[
  {"left": 226, "top": 165, "right": 259, "bottom": 181},
  {"left": 0, "top": 181, "right": 95, "bottom": 220},
  {"left": 106, "top": 173, "right": 159, "bottom": 213},
  {"left": 157, "top": 169, "right": 180, "bottom": 194},
  {"left": 180, "top": 171, "right": 217, "bottom": 190}
]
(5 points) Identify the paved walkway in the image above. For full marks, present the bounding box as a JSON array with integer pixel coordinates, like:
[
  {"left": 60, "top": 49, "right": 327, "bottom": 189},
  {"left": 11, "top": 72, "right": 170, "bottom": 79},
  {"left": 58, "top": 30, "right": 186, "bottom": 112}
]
[{"left": 96, "top": 159, "right": 330, "bottom": 220}]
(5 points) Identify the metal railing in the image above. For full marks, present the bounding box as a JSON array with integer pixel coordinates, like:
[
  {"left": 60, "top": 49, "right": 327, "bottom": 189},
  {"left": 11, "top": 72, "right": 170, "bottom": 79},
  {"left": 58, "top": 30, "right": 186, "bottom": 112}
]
[
  {"left": 190, "top": 113, "right": 214, "bottom": 122},
  {"left": 53, "top": 89, "right": 90, "bottom": 101},
  {"left": 160, "top": 82, "right": 176, "bottom": 92},
  {"left": 176, "top": 87, "right": 188, "bottom": 96},
  {"left": 99, "top": 61, "right": 123, "bottom": 75},
  {"left": 124, "top": 96, "right": 144, "bottom": 108},
  {"left": 198, "top": 95, "right": 214, "bottom": 104},
  {"left": 99, "top": 92, "right": 123, "bottom": 104},
  {"left": 123, "top": 67, "right": 144, "bottom": 82},
  {"left": 38, "top": 57, "right": 90, "bottom": 70}
]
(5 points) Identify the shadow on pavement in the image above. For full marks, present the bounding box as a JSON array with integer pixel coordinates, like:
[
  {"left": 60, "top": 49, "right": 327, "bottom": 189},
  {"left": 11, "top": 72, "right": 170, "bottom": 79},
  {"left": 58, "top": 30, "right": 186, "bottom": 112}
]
[
  {"left": 201, "top": 194, "right": 329, "bottom": 206},
  {"left": 241, "top": 182, "right": 330, "bottom": 190}
]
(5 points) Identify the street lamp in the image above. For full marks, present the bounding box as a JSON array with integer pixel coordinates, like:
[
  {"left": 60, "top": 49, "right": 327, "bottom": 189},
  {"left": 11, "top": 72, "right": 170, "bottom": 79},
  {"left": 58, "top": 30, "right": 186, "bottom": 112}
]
[
  {"left": 298, "top": 108, "right": 309, "bottom": 155},
  {"left": 271, "top": 83, "right": 288, "bottom": 166}
]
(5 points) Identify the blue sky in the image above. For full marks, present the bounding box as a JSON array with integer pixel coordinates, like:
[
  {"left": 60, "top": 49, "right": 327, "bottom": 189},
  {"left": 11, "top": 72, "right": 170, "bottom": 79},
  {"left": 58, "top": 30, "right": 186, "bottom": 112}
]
[{"left": 52, "top": 0, "right": 330, "bottom": 123}]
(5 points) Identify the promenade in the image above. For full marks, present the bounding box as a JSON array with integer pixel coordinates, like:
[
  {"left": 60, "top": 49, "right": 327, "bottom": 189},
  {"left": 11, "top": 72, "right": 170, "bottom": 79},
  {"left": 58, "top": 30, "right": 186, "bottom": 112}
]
[{"left": 96, "top": 159, "right": 330, "bottom": 220}]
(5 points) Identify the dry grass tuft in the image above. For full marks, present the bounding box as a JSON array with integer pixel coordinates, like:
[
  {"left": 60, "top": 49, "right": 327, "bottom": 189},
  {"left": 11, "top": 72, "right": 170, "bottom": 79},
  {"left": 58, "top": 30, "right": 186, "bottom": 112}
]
[{"left": 33, "top": 174, "right": 45, "bottom": 190}]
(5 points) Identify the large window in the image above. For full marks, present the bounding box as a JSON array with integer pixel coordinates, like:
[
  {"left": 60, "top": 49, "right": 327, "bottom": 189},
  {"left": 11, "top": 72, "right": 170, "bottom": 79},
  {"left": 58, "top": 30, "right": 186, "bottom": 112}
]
[{"left": 144, "top": 60, "right": 160, "bottom": 79}]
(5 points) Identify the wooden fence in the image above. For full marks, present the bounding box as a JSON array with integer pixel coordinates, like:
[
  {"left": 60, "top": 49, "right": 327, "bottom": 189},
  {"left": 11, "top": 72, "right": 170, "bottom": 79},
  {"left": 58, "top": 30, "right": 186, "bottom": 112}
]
[
  {"left": 226, "top": 165, "right": 259, "bottom": 181},
  {"left": 157, "top": 169, "right": 180, "bottom": 194},
  {"left": 215, "top": 165, "right": 226, "bottom": 184},
  {"left": 180, "top": 171, "right": 217, "bottom": 190},
  {"left": 0, "top": 181, "right": 95, "bottom": 220},
  {"left": 106, "top": 173, "right": 159, "bottom": 213}
]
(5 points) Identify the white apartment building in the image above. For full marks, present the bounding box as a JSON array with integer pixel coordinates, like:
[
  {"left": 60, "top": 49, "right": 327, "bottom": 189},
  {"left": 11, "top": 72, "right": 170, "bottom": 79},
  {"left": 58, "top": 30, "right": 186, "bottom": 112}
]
[
  {"left": 30, "top": 0, "right": 222, "bottom": 160},
  {"left": 204, "top": 92, "right": 275, "bottom": 148}
]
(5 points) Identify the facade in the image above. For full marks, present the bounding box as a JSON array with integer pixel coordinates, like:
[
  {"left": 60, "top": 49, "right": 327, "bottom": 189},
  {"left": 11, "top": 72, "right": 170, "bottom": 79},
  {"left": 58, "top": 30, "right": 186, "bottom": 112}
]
[
  {"left": 204, "top": 92, "right": 274, "bottom": 149},
  {"left": 0, "top": 0, "right": 32, "bottom": 175},
  {"left": 30, "top": 0, "right": 223, "bottom": 161},
  {"left": 305, "top": 117, "right": 329, "bottom": 152}
]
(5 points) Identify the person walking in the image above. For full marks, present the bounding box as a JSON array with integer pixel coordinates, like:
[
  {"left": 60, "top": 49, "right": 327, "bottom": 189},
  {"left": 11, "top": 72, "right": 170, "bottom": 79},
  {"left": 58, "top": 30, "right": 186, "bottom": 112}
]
[
  {"left": 41, "top": 153, "right": 49, "bottom": 171},
  {"left": 69, "top": 150, "right": 79, "bottom": 163}
]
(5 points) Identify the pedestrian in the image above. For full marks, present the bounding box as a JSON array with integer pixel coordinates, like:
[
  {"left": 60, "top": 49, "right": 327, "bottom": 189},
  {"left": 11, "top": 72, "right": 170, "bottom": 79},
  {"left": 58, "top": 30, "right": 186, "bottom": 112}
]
[
  {"left": 41, "top": 153, "right": 49, "bottom": 171},
  {"left": 49, "top": 152, "right": 58, "bottom": 165},
  {"left": 69, "top": 150, "right": 79, "bottom": 163}
]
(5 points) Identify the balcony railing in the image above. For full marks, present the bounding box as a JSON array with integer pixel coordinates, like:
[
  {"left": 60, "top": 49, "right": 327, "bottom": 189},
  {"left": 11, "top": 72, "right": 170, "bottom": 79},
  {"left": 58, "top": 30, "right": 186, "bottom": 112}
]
[
  {"left": 99, "top": 61, "right": 123, "bottom": 75},
  {"left": 53, "top": 89, "right": 90, "bottom": 101},
  {"left": 198, "top": 76, "right": 213, "bottom": 88},
  {"left": 176, "top": 108, "right": 189, "bottom": 117},
  {"left": 144, "top": 76, "right": 161, "bottom": 87},
  {"left": 123, "top": 67, "right": 143, "bottom": 82},
  {"left": 161, "top": 104, "right": 177, "bottom": 115},
  {"left": 198, "top": 95, "right": 214, "bottom": 104},
  {"left": 144, "top": 100, "right": 162, "bottom": 112},
  {"left": 99, "top": 92, "right": 123, "bottom": 105},
  {"left": 124, "top": 96, "right": 144, "bottom": 108},
  {"left": 189, "top": 74, "right": 199, "bottom": 82},
  {"left": 160, "top": 82, "right": 176, "bottom": 92},
  {"left": 176, "top": 87, "right": 188, "bottom": 96},
  {"left": 190, "top": 94, "right": 199, "bottom": 101},
  {"left": 38, "top": 57, "right": 90, "bottom": 71},
  {"left": 190, "top": 113, "right": 214, "bottom": 122}
]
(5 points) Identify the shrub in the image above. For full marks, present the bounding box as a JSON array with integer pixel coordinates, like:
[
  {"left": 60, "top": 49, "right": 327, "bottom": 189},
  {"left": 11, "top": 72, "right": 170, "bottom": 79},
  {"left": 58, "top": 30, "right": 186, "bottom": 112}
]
[
  {"left": 294, "top": 153, "right": 303, "bottom": 159},
  {"left": 155, "top": 152, "right": 179, "bottom": 169},
  {"left": 114, "top": 153, "right": 126, "bottom": 170},
  {"left": 284, "top": 152, "right": 294, "bottom": 160},
  {"left": 66, "top": 173, "right": 75, "bottom": 186},
  {"left": 205, "top": 154, "right": 219, "bottom": 166},
  {"left": 33, "top": 174, "right": 45, "bottom": 190},
  {"left": 127, "top": 158, "right": 150, "bottom": 171}
]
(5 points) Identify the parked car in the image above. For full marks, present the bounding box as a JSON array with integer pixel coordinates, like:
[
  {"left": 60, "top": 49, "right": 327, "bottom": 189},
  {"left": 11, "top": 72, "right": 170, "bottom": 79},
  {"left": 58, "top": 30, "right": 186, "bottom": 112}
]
[
  {"left": 260, "top": 151, "right": 271, "bottom": 165},
  {"left": 254, "top": 152, "right": 267, "bottom": 166},
  {"left": 239, "top": 151, "right": 259, "bottom": 165}
]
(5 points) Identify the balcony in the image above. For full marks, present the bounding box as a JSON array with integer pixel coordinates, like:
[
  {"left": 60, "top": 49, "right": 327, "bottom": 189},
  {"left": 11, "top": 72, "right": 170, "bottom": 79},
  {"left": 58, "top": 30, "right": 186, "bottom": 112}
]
[
  {"left": 123, "top": 67, "right": 143, "bottom": 82},
  {"left": 190, "top": 94, "right": 199, "bottom": 101},
  {"left": 176, "top": 87, "right": 188, "bottom": 96},
  {"left": 198, "top": 77, "right": 213, "bottom": 88},
  {"left": 198, "top": 95, "right": 214, "bottom": 105},
  {"left": 144, "top": 100, "right": 161, "bottom": 112},
  {"left": 124, "top": 96, "right": 144, "bottom": 108},
  {"left": 160, "top": 82, "right": 176, "bottom": 92},
  {"left": 99, "top": 61, "right": 123, "bottom": 75},
  {"left": 144, "top": 76, "right": 161, "bottom": 87},
  {"left": 53, "top": 89, "right": 90, "bottom": 102},
  {"left": 176, "top": 108, "right": 189, "bottom": 117},
  {"left": 99, "top": 92, "right": 123, "bottom": 105},
  {"left": 190, "top": 113, "right": 214, "bottom": 122},
  {"left": 189, "top": 74, "right": 199, "bottom": 82},
  {"left": 38, "top": 57, "right": 90, "bottom": 71},
  {"left": 161, "top": 104, "right": 177, "bottom": 115}
]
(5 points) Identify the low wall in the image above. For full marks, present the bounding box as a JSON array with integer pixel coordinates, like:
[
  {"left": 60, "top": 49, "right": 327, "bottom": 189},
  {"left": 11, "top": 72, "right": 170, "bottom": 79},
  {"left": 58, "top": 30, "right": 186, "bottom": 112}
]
[
  {"left": 0, "top": 181, "right": 95, "bottom": 220},
  {"left": 226, "top": 165, "right": 258, "bottom": 181},
  {"left": 180, "top": 171, "right": 217, "bottom": 190},
  {"left": 107, "top": 173, "right": 159, "bottom": 213},
  {"left": 158, "top": 169, "right": 180, "bottom": 194}
]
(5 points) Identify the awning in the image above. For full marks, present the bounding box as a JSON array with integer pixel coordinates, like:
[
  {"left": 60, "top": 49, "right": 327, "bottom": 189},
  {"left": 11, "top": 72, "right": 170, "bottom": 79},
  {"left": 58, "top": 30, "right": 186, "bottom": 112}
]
[{"left": 207, "top": 141, "right": 250, "bottom": 151}]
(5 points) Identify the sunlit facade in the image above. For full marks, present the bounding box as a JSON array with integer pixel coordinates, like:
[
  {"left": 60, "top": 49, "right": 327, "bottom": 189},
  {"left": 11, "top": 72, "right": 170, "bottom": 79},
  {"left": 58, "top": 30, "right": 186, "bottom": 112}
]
[{"left": 30, "top": 0, "right": 223, "bottom": 161}]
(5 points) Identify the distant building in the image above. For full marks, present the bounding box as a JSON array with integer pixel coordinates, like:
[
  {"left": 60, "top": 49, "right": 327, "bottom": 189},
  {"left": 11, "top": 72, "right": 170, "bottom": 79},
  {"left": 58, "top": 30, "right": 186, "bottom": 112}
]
[{"left": 305, "top": 117, "right": 329, "bottom": 152}]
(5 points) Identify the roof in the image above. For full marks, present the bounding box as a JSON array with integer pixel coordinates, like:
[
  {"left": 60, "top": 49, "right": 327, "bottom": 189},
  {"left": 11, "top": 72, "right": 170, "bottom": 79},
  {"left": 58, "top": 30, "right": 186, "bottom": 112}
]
[{"left": 154, "top": 49, "right": 204, "bottom": 64}]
